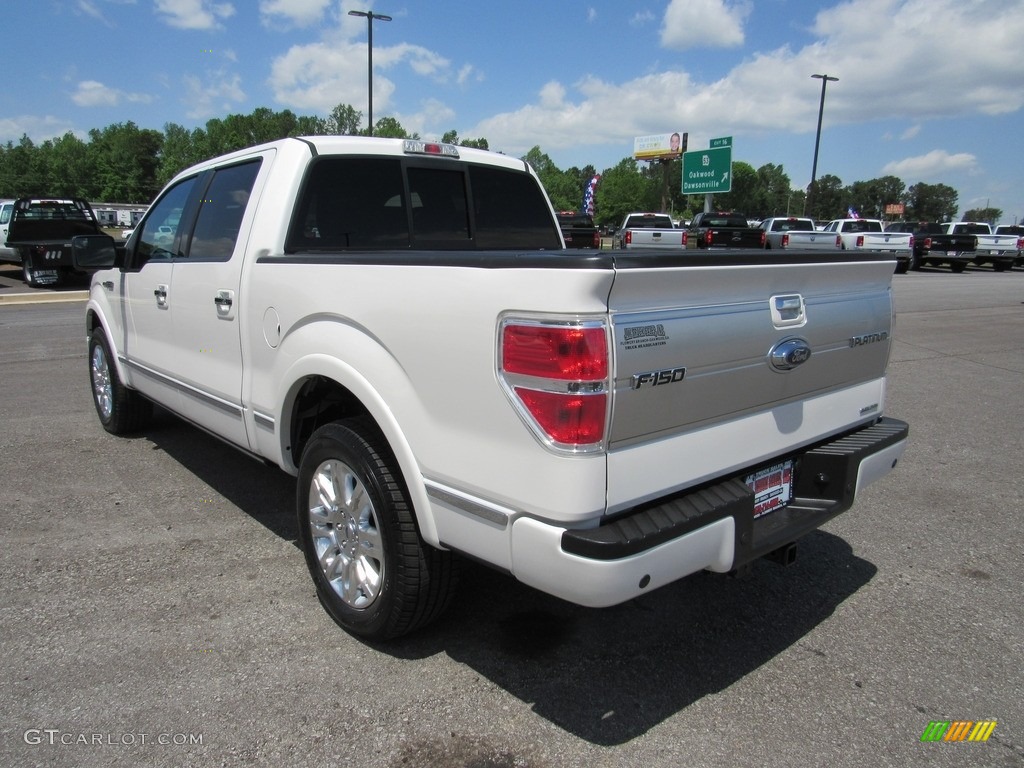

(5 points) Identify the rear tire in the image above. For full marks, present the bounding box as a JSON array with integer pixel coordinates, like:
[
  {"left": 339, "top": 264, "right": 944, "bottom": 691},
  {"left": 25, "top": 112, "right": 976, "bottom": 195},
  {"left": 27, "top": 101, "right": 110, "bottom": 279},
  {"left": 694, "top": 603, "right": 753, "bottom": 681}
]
[
  {"left": 21, "top": 252, "right": 40, "bottom": 288},
  {"left": 297, "top": 418, "right": 458, "bottom": 640},
  {"left": 951, "top": 261, "right": 966, "bottom": 274},
  {"left": 88, "top": 327, "right": 152, "bottom": 434}
]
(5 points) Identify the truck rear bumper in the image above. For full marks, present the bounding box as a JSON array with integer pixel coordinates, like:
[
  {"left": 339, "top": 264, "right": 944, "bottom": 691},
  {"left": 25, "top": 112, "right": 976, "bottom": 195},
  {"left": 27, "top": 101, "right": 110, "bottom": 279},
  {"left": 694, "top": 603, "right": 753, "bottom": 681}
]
[{"left": 509, "top": 417, "right": 908, "bottom": 607}]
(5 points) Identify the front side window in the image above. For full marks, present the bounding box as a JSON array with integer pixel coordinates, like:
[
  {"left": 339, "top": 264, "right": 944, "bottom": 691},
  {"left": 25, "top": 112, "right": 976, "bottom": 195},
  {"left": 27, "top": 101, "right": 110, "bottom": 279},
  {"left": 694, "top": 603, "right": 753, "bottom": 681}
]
[{"left": 136, "top": 177, "right": 198, "bottom": 264}]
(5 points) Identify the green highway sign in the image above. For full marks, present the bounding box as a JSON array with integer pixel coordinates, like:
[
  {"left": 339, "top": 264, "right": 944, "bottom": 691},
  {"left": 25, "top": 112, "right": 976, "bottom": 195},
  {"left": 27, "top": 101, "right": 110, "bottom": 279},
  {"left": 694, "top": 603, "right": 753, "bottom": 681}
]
[
  {"left": 682, "top": 145, "right": 732, "bottom": 194},
  {"left": 710, "top": 136, "right": 732, "bottom": 148}
]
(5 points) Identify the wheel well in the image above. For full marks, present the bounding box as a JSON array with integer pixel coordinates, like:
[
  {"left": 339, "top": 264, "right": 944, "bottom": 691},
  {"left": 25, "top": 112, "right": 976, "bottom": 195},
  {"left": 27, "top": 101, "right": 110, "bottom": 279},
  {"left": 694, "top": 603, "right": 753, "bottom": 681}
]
[{"left": 289, "top": 375, "right": 371, "bottom": 466}]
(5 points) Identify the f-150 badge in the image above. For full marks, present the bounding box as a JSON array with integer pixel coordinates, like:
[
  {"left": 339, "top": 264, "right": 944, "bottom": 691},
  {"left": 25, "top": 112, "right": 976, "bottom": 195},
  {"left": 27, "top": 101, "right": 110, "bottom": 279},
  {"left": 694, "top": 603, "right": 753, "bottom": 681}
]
[{"left": 631, "top": 367, "right": 686, "bottom": 389}]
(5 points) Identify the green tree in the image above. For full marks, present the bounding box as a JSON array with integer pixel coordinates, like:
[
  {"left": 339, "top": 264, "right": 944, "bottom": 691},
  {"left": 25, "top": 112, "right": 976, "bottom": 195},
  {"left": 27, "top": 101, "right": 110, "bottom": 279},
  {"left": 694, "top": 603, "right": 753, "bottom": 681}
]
[
  {"left": 594, "top": 157, "right": 655, "bottom": 228},
  {"left": 325, "top": 103, "right": 363, "bottom": 135},
  {"left": 756, "top": 163, "right": 793, "bottom": 218},
  {"left": 904, "top": 182, "right": 958, "bottom": 222},
  {"left": 714, "top": 161, "right": 759, "bottom": 215},
  {"left": 846, "top": 176, "right": 905, "bottom": 219},
  {"left": 87, "top": 122, "right": 163, "bottom": 202},
  {"left": 962, "top": 207, "right": 1002, "bottom": 224},
  {"left": 373, "top": 116, "right": 412, "bottom": 139},
  {"left": 807, "top": 174, "right": 844, "bottom": 221}
]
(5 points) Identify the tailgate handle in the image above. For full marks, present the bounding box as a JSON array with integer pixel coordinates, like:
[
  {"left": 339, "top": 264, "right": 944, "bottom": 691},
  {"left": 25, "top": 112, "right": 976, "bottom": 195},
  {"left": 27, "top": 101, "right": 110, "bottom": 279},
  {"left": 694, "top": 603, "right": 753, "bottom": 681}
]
[{"left": 770, "top": 294, "right": 806, "bottom": 328}]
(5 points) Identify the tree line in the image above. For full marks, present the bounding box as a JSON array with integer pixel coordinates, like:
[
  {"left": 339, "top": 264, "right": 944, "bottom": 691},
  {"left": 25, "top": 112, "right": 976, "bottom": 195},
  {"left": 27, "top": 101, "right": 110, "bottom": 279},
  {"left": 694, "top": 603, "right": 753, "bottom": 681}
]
[{"left": 0, "top": 104, "right": 1004, "bottom": 226}]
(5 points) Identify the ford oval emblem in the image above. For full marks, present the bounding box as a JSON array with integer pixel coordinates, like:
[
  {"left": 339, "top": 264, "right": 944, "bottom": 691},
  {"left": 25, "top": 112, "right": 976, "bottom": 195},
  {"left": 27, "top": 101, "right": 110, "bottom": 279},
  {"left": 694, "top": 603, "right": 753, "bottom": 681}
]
[{"left": 769, "top": 338, "right": 813, "bottom": 371}]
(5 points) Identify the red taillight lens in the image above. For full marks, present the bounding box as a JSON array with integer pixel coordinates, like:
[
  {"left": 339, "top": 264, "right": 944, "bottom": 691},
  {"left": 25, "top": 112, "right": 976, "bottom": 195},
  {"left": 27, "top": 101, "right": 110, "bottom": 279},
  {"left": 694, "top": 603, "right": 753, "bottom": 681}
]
[
  {"left": 500, "top": 320, "right": 609, "bottom": 450},
  {"left": 834, "top": 235, "right": 841, "bottom": 248},
  {"left": 782, "top": 233, "right": 790, "bottom": 248},
  {"left": 759, "top": 231, "right": 766, "bottom": 247},
  {"left": 924, "top": 237, "right": 932, "bottom": 249},
  {"left": 625, "top": 230, "right": 632, "bottom": 245},
  {"left": 502, "top": 325, "right": 607, "bottom": 380},
  {"left": 512, "top": 388, "right": 607, "bottom": 445},
  {"left": 705, "top": 230, "right": 713, "bottom": 246},
  {"left": 592, "top": 231, "right": 600, "bottom": 247},
  {"left": 856, "top": 235, "right": 865, "bottom": 247}
]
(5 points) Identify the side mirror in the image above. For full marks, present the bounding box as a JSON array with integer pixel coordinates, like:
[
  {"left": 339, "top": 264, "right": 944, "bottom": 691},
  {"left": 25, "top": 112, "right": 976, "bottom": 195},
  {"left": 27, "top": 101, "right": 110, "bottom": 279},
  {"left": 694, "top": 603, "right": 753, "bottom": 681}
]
[{"left": 71, "top": 234, "right": 122, "bottom": 270}]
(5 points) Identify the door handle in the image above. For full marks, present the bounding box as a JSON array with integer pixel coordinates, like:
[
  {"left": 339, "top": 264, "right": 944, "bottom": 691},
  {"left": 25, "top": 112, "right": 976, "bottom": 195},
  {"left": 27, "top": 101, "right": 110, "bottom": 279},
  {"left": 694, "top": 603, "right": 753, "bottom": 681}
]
[
  {"left": 214, "top": 289, "right": 235, "bottom": 317},
  {"left": 154, "top": 284, "right": 169, "bottom": 307}
]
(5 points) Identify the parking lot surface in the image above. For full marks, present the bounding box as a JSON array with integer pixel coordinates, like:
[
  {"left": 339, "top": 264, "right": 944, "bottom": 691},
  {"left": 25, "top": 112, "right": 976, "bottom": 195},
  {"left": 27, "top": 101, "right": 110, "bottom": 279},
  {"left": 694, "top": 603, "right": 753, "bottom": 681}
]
[{"left": 1, "top": 269, "right": 1022, "bottom": 767}]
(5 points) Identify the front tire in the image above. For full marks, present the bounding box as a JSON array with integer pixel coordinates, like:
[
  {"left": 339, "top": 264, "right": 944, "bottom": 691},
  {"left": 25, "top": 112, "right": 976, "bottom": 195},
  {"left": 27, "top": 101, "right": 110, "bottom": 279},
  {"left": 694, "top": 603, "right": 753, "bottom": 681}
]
[
  {"left": 297, "top": 419, "right": 458, "bottom": 640},
  {"left": 89, "top": 327, "right": 152, "bottom": 434}
]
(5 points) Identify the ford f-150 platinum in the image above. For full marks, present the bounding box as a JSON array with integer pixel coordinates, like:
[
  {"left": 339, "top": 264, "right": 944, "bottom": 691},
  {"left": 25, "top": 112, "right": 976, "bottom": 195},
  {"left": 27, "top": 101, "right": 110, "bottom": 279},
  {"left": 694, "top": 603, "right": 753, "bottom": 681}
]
[{"left": 71, "top": 136, "right": 909, "bottom": 641}]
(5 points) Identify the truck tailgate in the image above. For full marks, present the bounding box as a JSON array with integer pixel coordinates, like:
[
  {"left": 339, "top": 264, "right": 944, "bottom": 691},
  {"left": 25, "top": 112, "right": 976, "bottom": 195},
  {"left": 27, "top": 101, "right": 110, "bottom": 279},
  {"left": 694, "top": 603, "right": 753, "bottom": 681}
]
[{"left": 606, "top": 250, "right": 895, "bottom": 509}]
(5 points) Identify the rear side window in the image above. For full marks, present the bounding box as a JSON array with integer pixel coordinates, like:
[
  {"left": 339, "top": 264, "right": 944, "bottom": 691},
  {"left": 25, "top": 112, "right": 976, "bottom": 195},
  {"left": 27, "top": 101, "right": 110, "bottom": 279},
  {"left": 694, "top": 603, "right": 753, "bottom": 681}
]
[
  {"left": 286, "top": 157, "right": 560, "bottom": 252},
  {"left": 186, "top": 160, "right": 261, "bottom": 261},
  {"left": 471, "top": 165, "right": 561, "bottom": 249}
]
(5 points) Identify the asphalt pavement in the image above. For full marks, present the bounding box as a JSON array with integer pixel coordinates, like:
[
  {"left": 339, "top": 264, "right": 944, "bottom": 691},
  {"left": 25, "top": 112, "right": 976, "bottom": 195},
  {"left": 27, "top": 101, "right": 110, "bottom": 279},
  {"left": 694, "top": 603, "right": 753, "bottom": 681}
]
[{"left": 0, "top": 267, "right": 1022, "bottom": 768}]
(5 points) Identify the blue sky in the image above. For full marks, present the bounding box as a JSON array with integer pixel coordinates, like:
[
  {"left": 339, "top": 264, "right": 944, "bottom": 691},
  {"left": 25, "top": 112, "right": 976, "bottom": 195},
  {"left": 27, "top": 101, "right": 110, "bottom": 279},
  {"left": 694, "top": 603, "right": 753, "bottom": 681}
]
[{"left": 3, "top": 0, "right": 1023, "bottom": 221}]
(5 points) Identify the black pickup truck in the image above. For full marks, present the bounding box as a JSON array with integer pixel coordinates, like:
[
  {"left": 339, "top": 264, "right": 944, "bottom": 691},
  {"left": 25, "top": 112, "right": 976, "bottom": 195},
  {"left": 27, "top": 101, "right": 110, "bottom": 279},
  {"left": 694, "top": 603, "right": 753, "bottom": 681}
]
[
  {"left": 687, "top": 211, "right": 765, "bottom": 249},
  {"left": 556, "top": 211, "right": 600, "bottom": 249},
  {"left": 885, "top": 221, "right": 977, "bottom": 272},
  {"left": 3, "top": 197, "right": 105, "bottom": 286}
]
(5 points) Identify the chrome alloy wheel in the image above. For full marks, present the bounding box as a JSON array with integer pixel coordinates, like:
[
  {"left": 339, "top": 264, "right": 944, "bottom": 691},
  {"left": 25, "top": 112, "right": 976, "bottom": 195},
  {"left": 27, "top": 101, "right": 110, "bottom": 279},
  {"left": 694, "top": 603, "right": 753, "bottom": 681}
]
[
  {"left": 91, "top": 342, "right": 114, "bottom": 421},
  {"left": 307, "top": 459, "right": 385, "bottom": 610}
]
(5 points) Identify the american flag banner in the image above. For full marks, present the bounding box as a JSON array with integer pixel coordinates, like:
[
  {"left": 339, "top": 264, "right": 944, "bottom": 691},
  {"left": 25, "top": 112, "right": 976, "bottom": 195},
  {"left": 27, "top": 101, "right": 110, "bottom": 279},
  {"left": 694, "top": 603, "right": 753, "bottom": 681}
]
[
  {"left": 583, "top": 174, "right": 601, "bottom": 216},
  {"left": 847, "top": 206, "right": 860, "bottom": 219}
]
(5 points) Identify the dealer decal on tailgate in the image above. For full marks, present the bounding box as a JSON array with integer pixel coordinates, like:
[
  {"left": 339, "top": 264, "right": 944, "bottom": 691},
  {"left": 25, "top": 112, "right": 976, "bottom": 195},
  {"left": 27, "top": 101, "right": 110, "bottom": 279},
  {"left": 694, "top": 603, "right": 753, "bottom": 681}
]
[{"left": 745, "top": 460, "right": 794, "bottom": 518}]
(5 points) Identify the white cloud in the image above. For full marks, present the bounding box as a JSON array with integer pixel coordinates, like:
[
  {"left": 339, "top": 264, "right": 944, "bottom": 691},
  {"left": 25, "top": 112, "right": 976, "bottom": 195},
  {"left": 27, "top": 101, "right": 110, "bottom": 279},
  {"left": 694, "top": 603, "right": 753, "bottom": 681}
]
[
  {"left": 268, "top": 42, "right": 381, "bottom": 112},
  {"left": 467, "top": 0, "right": 1024, "bottom": 160},
  {"left": 661, "top": 0, "right": 750, "bottom": 49},
  {"left": 259, "top": 0, "right": 331, "bottom": 28},
  {"left": 269, "top": 39, "right": 453, "bottom": 114},
  {"left": 882, "top": 150, "right": 978, "bottom": 180},
  {"left": 0, "top": 115, "right": 79, "bottom": 144},
  {"left": 155, "top": 0, "right": 234, "bottom": 30},
  {"left": 182, "top": 72, "right": 245, "bottom": 119},
  {"left": 71, "top": 80, "right": 153, "bottom": 107}
]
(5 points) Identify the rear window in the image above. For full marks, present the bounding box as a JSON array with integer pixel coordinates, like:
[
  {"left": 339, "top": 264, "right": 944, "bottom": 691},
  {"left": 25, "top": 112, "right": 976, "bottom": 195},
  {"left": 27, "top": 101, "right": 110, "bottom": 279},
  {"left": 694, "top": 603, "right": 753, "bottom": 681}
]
[
  {"left": 768, "top": 218, "right": 813, "bottom": 232},
  {"left": 286, "top": 157, "right": 560, "bottom": 252}
]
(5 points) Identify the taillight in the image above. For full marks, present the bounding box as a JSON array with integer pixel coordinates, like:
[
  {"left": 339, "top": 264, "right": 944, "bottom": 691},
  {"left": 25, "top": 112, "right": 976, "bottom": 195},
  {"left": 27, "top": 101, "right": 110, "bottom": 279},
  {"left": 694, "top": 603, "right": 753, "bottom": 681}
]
[
  {"left": 704, "top": 230, "right": 713, "bottom": 246},
  {"left": 1016, "top": 237, "right": 1023, "bottom": 250},
  {"left": 681, "top": 231, "right": 688, "bottom": 247},
  {"left": 834, "top": 235, "right": 841, "bottom": 248},
  {"left": 758, "top": 231, "right": 766, "bottom": 247},
  {"left": 856, "top": 235, "right": 865, "bottom": 247},
  {"left": 624, "top": 230, "right": 632, "bottom": 246},
  {"left": 924, "top": 237, "right": 932, "bottom": 250},
  {"left": 592, "top": 231, "right": 600, "bottom": 247},
  {"left": 782, "top": 234, "right": 790, "bottom": 247},
  {"left": 499, "top": 319, "right": 609, "bottom": 452}
]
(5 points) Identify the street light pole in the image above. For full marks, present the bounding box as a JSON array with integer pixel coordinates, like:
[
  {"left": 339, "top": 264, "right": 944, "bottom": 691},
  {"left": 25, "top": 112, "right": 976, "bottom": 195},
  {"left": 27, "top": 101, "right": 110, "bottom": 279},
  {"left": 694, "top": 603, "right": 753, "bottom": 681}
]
[
  {"left": 807, "top": 73, "right": 838, "bottom": 218},
  {"left": 348, "top": 9, "right": 392, "bottom": 136}
]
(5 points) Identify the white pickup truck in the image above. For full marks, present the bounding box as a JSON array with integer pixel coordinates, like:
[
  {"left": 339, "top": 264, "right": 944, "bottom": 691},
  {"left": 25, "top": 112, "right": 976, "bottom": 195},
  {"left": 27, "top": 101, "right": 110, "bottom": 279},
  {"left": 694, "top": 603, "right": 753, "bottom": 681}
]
[
  {"left": 72, "top": 136, "right": 908, "bottom": 641},
  {"left": 939, "top": 222, "right": 1018, "bottom": 272},
  {"left": 760, "top": 217, "right": 841, "bottom": 251},
  {"left": 615, "top": 212, "right": 687, "bottom": 249},
  {"left": 823, "top": 218, "right": 914, "bottom": 273}
]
